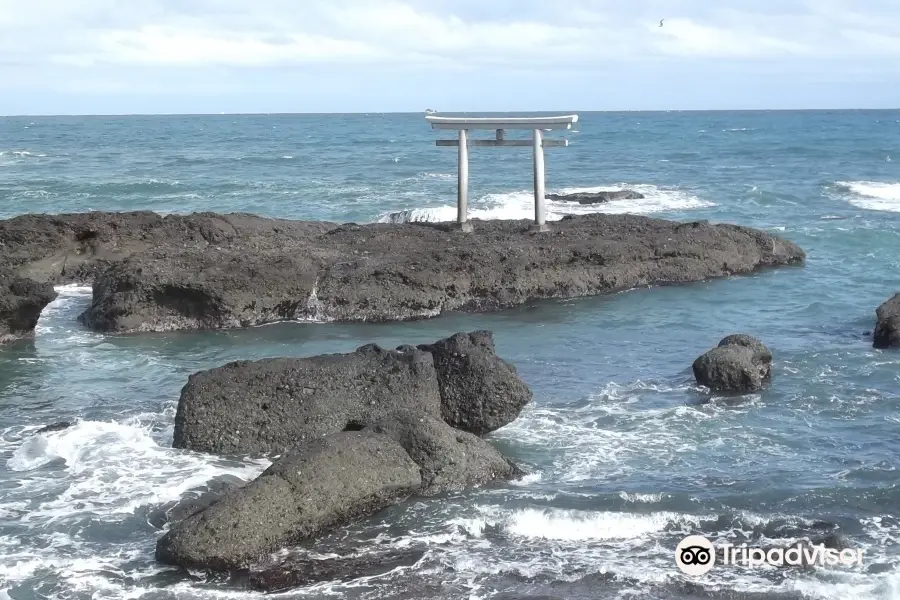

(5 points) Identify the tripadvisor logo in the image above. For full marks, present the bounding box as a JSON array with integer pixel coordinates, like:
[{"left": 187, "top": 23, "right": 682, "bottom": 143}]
[{"left": 675, "top": 535, "right": 865, "bottom": 576}]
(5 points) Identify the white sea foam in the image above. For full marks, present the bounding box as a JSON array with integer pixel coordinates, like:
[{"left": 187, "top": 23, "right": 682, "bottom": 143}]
[
  {"left": 490, "top": 380, "right": 707, "bottom": 483},
  {"left": 837, "top": 181, "right": 900, "bottom": 212},
  {"left": 509, "top": 472, "right": 543, "bottom": 486},
  {"left": 503, "top": 507, "right": 696, "bottom": 541},
  {"left": 400, "top": 172, "right": 454, "bottom": 182},
  {"left": 34, "top": 285, "right": 97, "bottom": 344},
  {"left": 618, "top": 491, "right": 665, "bottom": 503},
  {"left": 378, "top": 184, "right": 714, "bottom": 224},
  {"left": 0, "top": 416, "right": 269, "bottom": 595},
  {"left": 5, "top": 419, "right": 268, "bottom": 520},
  {"left": 7, "top": 150, "right": 47, "bottom": 157},
  {"left": 445, "top": 503, "right": 706, "bottom": 545}
]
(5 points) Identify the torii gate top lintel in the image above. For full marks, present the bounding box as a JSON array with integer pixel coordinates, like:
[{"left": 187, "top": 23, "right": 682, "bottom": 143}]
[
  {"left": 425, "top": 114, "right": 578, "bottom": 130},
  {"left": 427, "top": 113, "right": 579, "bottom": 233}
]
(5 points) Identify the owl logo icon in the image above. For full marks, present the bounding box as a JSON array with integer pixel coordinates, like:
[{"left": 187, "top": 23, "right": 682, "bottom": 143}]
[{"left": 675, "top": 535, "right": 716, "bottom": 575}]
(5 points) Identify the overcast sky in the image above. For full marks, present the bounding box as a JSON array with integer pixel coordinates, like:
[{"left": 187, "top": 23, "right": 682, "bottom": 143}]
[{"left": 1, "top": 0, "right": 899, "bottom": 114}]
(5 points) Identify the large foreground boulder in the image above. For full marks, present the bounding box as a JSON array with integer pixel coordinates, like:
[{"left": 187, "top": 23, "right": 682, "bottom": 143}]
[
  {"left": 0, "top": 270, "right": 57, "bottom": 344},
  {"left": 173, "top": 331, "right": 532, "bottom": 456},
  {"left": 692, "top": 334, "right": 773, "bottom": 393},
  {"left": 546, "top": 190, "right": 644, "bottom": 204},
  {"left": 0, "top": 212, "right": 808, "bottom": 334},
  {"left": 874, "top": 294, "right": 900, "bottom": 349},
  {"left": 159, "top": 334, "right": 529, "bottom": 577},
  {"left": 172, "top": 343, "right": 442, "bottom": 455},
  {"left": 156, "top": 431, "right": 421, "bottom": 571},
  {"left": 418, "top": 331, "right": 532, "bottom": 435}
]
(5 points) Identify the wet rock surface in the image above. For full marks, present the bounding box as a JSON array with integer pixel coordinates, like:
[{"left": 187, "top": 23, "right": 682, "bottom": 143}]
[
  {"left": 874, "top": 293, "right": 900, "bottom": 349},
  {"left": 693, "top": 334, "right": 773, "bottom": 393},
  {"left": 147, "top": 476, "right": 245, "bottom": 529},
  {"left": 0, "top": 268, "right": 57, "bottom": 344}
]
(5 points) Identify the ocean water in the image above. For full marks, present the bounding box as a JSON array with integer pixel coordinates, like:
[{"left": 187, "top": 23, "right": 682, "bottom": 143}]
[{"left": 1, "top": 111, "right": 900, "bottom": 600}]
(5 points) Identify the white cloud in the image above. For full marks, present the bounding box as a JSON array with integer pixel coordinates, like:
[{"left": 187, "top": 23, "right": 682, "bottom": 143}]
[
  {"left": 2, "top": 0, "right": 900, "bottom": 70},
  {"left": 2, "top": 0, "right": 900, "bottom": 113},
  {"left": 53, "top": 27, "right": 383, "bottom": 67}
]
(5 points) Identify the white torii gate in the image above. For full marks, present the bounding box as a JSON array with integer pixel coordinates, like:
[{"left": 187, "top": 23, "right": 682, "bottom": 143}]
[{"left": 426, "top": 114, "right": 578, "bottom": 232}]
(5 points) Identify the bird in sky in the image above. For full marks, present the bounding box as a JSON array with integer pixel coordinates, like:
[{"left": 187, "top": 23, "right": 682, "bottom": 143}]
[{"left": 659, "top": 19, "right": 665, "bottom": 27}]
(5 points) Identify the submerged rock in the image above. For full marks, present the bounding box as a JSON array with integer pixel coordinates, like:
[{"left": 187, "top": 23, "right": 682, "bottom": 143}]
[
  {"left": 874, "top": 293, "right": 900, "bottom": 349},
  {"left": 33, "top": 421, "right": 74, "bottom": 435},
  {"left": 172, "top": 342, "right": 442, "bottom": 455},
  {"left": 0, "top": 269, "right": 57, "bottom": 345},
  {"left": 156, "top": 431, "right": 421, "bottom": 571},
  {"left": 546, "top": 190, "right": 644, "bottom": 204},
  {"left": 692, "top": 334, "right": 773, "bottom": 393},
  {"left": 250, "top": 548, "right": 427, "bottom": 591},
  {"left": 417, "top": 331, "right": 532, "bottom": 435}
]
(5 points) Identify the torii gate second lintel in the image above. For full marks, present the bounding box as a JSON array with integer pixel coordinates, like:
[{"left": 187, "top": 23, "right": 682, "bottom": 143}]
[{"left": 426, "top": 114, "right": 578, "bottom": 232}]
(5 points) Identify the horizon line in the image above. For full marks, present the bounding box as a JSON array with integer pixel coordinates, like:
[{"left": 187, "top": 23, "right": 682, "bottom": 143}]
[{"left": 2, "top": 107, "right": 899, "bottom": 118}]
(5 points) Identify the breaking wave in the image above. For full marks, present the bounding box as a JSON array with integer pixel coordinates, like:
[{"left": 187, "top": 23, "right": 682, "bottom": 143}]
[
  {"left": 377, "top": 184, "right": 714, "bottom": 224},
  {"left": 836, "top": 181, "right": 900, "bottom": 212}
]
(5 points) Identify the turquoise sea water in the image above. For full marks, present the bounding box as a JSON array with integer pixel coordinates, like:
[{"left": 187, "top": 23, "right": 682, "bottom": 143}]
[{"left": 1, "top": 111, "right": 900, "bottom": 599}]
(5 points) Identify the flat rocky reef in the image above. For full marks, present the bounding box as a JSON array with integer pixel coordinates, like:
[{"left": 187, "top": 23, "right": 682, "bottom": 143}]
[{"left": 0, "top": 210, "right": 806, "bottom": 341}]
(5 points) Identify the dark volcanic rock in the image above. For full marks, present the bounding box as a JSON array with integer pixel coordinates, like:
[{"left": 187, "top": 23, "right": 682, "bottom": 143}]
[
  {"left": 0, "top": 269, "right": 57, "bottom": 344},
  {"left": 77, "top": 249, "right": 323, "bottom": 332},
  {"left": 172, "top": 343, "right": 442, "bottom": 455},
  {"left": 34, "top": 421, "right": 74, "bottom": 435},
  {"left": 365, "top": 410, "right": 523, "bottom": 496},
  {"left": 1, "top": 211, "right": 805, "bottom": 334},
  {"left": 147, "top": 475, "right": 244, "bottom": 529},
  {"left": 546, "top": 189, "right": 644, "bottom": 204},
  {"left": 417, "top": 331, "right": 532, "bottom": 435},
  {"left": 85, "top": 215, "right": 804, "bottom": 333},
  {"left": 874, "top": 293, "right": 900, "bottom": 349},
  {"left": 250, "top": 548, "right": 426, "bottom": 591},
  {"left": 155, "top": 431, "right": 421, "bottom": 571},
  {"left": 0, "top": 211, "right": 334, "bottom": 285},
  {"left": 693, "top": 334, "right": 773, "bottom": 393}
]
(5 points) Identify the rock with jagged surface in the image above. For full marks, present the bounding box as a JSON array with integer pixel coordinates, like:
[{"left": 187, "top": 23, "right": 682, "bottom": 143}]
[
  {"left": 874, "top": 294, "right": 900, "bottom": 349},
  {"left": 692, "top": 334, "right": 773, "bottom": 393}
]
